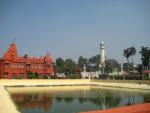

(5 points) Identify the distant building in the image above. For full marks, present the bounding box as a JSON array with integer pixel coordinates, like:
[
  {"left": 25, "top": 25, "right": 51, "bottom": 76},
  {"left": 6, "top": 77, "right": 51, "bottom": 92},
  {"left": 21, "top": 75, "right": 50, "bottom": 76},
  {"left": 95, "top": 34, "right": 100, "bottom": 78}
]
[
  {"left": 81, "top": 65, "right": 99, "bottom": 79},
  {"left": 0, "top": 43, "right": 53, "bottom": 79},
  {"left": 143, "top": 69, "right": 150, "bottom": 79}
]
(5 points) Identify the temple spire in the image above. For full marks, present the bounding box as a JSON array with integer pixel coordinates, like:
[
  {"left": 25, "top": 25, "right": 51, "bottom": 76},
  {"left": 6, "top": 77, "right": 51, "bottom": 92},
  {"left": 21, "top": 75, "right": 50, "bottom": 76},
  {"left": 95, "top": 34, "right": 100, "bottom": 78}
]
[{"left": 3, "top": 43, "right": 18, "bottom": 61}]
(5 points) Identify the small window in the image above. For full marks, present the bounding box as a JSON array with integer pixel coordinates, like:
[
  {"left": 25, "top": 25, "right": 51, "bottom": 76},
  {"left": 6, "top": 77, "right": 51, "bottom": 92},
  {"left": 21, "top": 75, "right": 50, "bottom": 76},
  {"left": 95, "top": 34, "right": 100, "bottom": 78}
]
[
  {"left": 4, "top": 72, "right": 8, "bottom": 78},
  {"left": 20, "top": 73, "right": 24, "bottom": 76},
  {"left": 4, "top": 63, "right": 9, "bottom": 68},
  {"left": 12, "top": 73, "right": 17, "bottom": 79},
  {"left": 19, "top": 64, "right": 24, "bottom": 68},
  {"left": 26, "top": 64, "right": 30, "bottom": 67},
  {"left": 11, "top": 64, "right": 18, "bottom": 68}
]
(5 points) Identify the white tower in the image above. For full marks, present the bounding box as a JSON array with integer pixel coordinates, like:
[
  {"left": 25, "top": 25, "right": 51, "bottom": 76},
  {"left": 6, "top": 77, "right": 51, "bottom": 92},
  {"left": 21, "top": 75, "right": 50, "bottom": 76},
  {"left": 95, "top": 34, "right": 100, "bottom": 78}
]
[
  {"left": 83, "top": 64, "right": 86, "bottom": 72},
  {"left": 100, "top": 41, "right": 105, "bottom": 74}
]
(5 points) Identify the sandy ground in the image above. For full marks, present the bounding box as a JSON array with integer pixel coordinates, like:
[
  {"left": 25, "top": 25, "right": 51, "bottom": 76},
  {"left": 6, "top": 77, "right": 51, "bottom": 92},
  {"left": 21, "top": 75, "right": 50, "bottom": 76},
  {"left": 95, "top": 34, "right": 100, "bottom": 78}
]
[
  {"left": 0, "top": 79, "right": 149, "bottom": 90},
  {"left": 0, "top": 79, "right": 91, "bottom": 86},
  {"left": 7, "top": 85, "right": 150, "bottom": 94},
  {"left": 91, "top": 81, "right": 150, "bottom": 90}
]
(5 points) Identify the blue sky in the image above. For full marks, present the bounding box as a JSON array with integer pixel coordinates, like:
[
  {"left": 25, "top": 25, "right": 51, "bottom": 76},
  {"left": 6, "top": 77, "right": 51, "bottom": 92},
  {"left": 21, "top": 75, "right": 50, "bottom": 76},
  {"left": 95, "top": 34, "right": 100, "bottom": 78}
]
[{"left": 0, "top": 0, "right": 150, "bottom": 64}]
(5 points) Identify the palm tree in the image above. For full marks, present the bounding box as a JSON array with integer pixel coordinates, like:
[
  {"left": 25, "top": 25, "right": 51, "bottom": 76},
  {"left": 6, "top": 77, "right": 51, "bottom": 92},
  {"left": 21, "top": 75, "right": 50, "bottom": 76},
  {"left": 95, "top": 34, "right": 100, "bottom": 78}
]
[
  {"left": 130, "top": 47, "right": 136, "bottom": 72},
  {"left": 139, "top": 46, "right": 150, "bottom": 69},
  {"left": 123, "top": 47, "right": 136, "bottom": 72},
  {"left": 124, "top": 48, "right": 131, "bottom": 72}
]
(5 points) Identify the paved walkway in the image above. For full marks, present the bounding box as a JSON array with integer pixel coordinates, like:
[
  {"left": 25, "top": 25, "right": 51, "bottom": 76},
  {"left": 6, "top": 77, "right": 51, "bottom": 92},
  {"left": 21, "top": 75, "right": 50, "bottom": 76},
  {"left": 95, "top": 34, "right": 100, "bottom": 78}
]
[
  {"left": 0, "top": 79, "right": 150, "bottom": 90},
  {"left": 0, "top": 86, "right": 20, "bottom": 113},
  {"left": 80, "top": 103, "right": 150, "bottom": 113}
]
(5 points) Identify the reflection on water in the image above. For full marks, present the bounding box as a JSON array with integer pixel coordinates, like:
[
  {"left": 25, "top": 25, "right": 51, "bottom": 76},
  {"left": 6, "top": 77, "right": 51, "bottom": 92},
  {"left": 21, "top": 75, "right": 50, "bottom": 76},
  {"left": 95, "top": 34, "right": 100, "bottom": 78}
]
[
  {"left": 10, "top": 88, "right": 150, "bottom": 113},
  {"left": 11, "top": 93, "right": 52, "bottom": 112}
]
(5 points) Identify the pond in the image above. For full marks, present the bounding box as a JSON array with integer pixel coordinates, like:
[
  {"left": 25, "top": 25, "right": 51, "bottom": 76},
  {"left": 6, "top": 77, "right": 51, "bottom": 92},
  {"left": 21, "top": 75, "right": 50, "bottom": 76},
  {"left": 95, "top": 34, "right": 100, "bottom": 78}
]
[{"left": 8, "top": 86, "right": 150, "bottom": 113}]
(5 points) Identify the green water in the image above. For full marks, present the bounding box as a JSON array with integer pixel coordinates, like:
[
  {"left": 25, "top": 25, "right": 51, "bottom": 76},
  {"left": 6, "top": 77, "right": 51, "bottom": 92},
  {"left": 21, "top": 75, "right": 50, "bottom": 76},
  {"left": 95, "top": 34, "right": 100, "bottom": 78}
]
[{"left": 10, "top": 87, "right": 150, "bottom": 113}]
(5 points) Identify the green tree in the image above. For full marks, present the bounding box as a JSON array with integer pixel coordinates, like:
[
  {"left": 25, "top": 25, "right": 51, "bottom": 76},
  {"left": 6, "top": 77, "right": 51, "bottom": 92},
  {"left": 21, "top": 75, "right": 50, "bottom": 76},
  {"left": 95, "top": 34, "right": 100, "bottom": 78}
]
[
  {"left": 139, "top": 46, "right": 150, "bottom": 69},
  {"left": 123, "top": 63, "right": 132, "bottom": 72},
  {"left": 123, "top": 47, "right": 132, "bottom": 72},
  {"left": 90, "top": 55, "right": 100, "bottom": 71},
  {"left": 24, "top": 54, "right": 28, "bottom": 58},
  {"left": 78, "top": 56, "right": 87, "bottom": 71},
  {"left": 87, "top": 55, "right": 100, "bottom": 72},
  {"left": 64, "top": 58, "right": 76, "bottom": 77},
  {"left": 105, "top": 59, "right": 120, "bottom": 75},
  {"left": 27, "top": 71, "right": 35, "bottom": 79},
  {"left": 56, "top": 57, "right": 64, "bottom": 73},
  {"left": 130, "top": 47, "right": 136, "bottom": 71},
  {"left": 88, "top": 58, "right": 93, "bottom": 71},
  {"left": 137, "top": 64, "right": 143, "bottom": 79}
]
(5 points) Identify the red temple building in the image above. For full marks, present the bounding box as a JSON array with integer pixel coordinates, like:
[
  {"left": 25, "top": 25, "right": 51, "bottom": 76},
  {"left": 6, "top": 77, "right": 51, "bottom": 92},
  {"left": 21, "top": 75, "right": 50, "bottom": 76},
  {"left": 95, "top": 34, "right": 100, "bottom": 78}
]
[{"left": 0, "top": 43, "right": 53, "bottom": 79}]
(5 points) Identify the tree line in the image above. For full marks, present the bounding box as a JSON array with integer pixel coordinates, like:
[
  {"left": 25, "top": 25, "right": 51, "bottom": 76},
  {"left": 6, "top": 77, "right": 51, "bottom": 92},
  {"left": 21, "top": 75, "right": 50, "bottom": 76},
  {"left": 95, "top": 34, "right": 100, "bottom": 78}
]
[
  {"left": 123, "top": 46, "right": 150, "bottom": 72},
  {"left": 54, "top": 55, "right": 121, "bottom": 77},
  {"left": 54, "top": 46, "right": 150, "bottom": 78}
]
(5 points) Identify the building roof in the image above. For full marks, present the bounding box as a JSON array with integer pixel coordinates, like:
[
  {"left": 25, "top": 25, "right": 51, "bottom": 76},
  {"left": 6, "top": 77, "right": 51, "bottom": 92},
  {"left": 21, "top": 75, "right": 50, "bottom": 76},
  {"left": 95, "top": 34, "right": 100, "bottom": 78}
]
[{"left": 1, "top": 43, "right": 53, "bottom": 64}]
